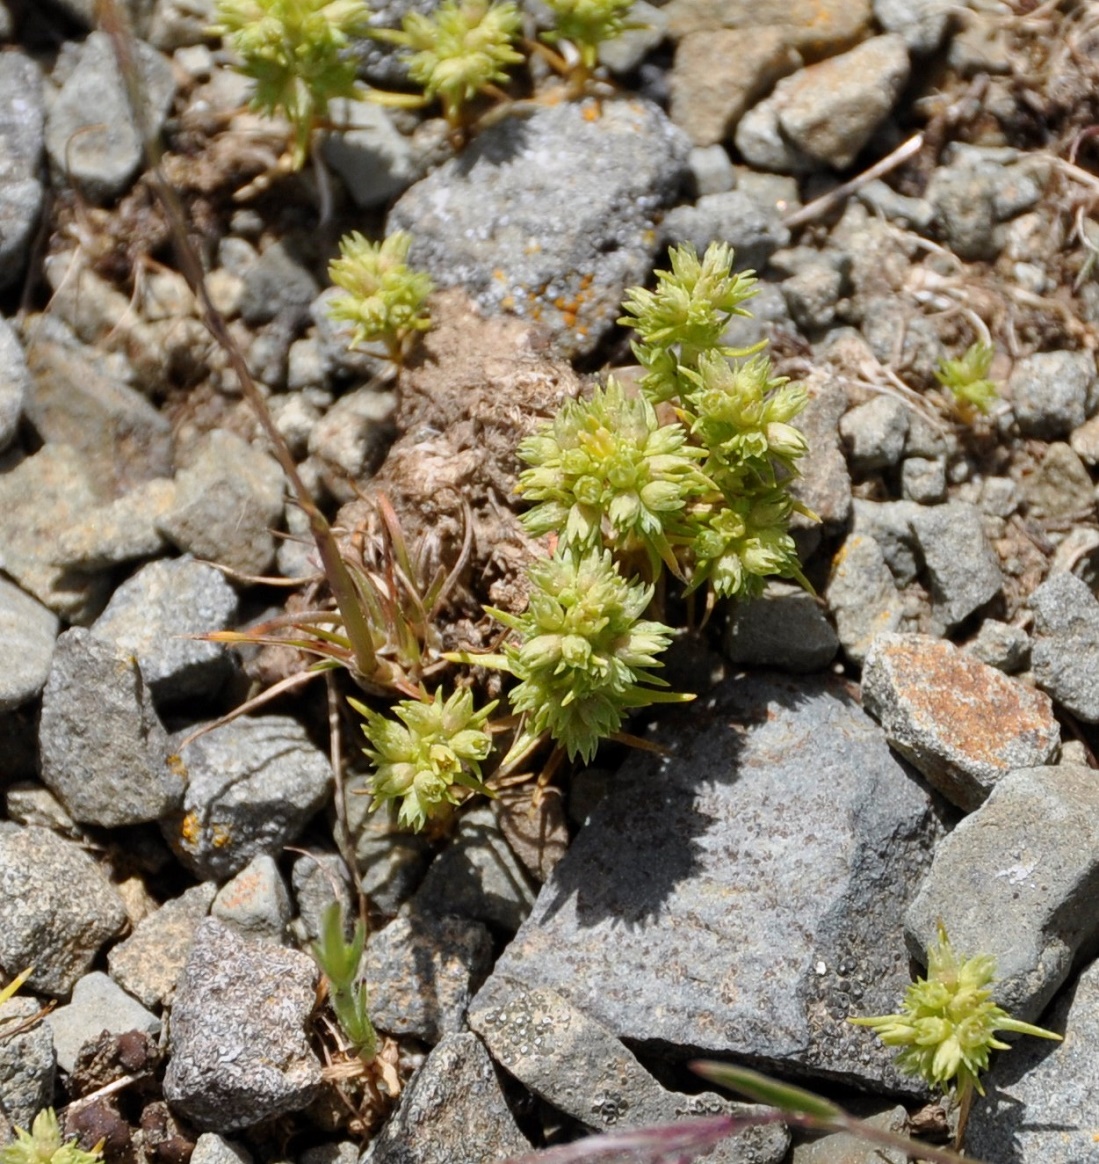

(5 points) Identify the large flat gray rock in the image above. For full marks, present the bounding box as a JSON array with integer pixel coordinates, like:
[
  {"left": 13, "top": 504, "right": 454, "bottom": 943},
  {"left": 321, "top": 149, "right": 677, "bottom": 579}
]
[{"left": 478, "top": 673, "right": 943, "bottom": 1090}]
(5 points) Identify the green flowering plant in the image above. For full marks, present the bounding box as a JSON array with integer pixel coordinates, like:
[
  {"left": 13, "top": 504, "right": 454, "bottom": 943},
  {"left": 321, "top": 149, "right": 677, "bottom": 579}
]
[
  {"left": 0, "top": 1110, "right": 103, "bottom": 1164},
  {"left": 851, "top": 923, "right": 1062, "bottom": 1145},
  {"left": 327, "top": 231, "right": 434, "bottom": 364},
  {"left": 484, "top": 548, "right": 689, "bottom": 762},
  {"left": 934, "top": 340, "right": 998, "bottom": 422},
  {"left": 516, "top": 376, "right": 708, "bottom": 578},
  {"left": 310, "top": 900, "right": 377, "bottom": 1061},
  {"left": 370, "top": 0, "right": 524, "bottom": 128},
  {"left": 351, "top": 687, "right": 497, "bottom": 831},
  {"left": 211, "top": 0, "right": 372, "bottom": 168},
  {"left": 540, "top": 0, "right": 640, "bottom": 83}
]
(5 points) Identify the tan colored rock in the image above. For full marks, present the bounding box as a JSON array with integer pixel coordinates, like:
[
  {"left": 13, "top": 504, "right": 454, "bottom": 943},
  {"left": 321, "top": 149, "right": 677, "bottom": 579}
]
[{"left": 664, "top": 0, "right": 871, "bottom": 58}]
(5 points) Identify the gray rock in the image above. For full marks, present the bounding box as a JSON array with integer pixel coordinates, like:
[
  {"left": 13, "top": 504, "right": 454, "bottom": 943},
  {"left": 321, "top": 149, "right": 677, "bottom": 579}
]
[
  {"left": 0, "top": 318, "right": 28, "bottom": 452},
  {"left": 668, "top": 26, "right": 800, "bottom": 148},
  {"left": 307, "top": 387, "right": 397, "bottom": 502},
  {"left": 389, "top": 99, "right": 688, "bottom": 358},
  {"left": 360, "top": 1032, "right": 529, "bottom": 1164},
  {"left": 322, "top": 101, "right": 415, "bottom": 210},
  {"left": 826, "top": 533, "right": 907, "bottom": 664},
  {"left": 3, "top": 782, "right": 78, "bottom": 836},
  {"left": 0, "top": 444, "right": 113, "bottom": 624},
  {"left": 108, "top": 882, "right": 218, "bottom": 1009},
  {"left": 0, "top": 53, "right": 44, "bottom": 292},
  {"left": 776, "top": 36, "right": 910, "bottom": 169},
  {"left": 163, "top": 715, "right": 332, "bottom": 880},
  {"left": 688, "top": 145, "right": 736, "bottom": 197},
  {"left": 926, "top": 159, "right": 1000, "bottom": 261},
  {"left": 149, "top": 0, "right": 218, "bottom": 49},
  {"left": 1071, "top": 412, "right": 1099, "bottom": 465},
  {"left": 1009, "top": 350, "right": 1094, "bottom": 439},
  {"left": 719, "top": 282, "right": 793, "bottom": 351},
  {"left": 484, "top": 674, "right": 943, "bottom": 1090},
  {"left": 900, "top": 456, "right": 947, "bottom": 503},
  {"left": 662, "top": 0, "right": 873, "bottom": 54},
  {"left": 1050, "top": 526, "right": 1099, "bottom": 589},
  {"left": 791, "top": 1106, "right": 909, "bottom": 1164},
  {"left": 351, "top": 798, "right": 432, "bottom": 916},
  {"left": 839, "top": 395, "right": 910, "bottom": 471},
  {"left": 38, "top": 628, "right": 177, "bottom": 828},
  {"left": 45, "top": 971, "right": 160, "bottom": 1074},
  {"left": 873, "top": 0, "right": 953, "bottom": 54},
  {"left": 662, "top": 189, "right": 790, "bottom": 274},
  {"left": 239, "top": 241, "right": 320, "bottom": 327},
  {"left": 189, "top": 1134, "right": 255, "bottom": 1164},
  {"left": 965, "top": 618, "right": 1030, "bottom": 673},
  {"left": 290, "top": 851, "right": 355, "bottom": 946},
  {"left": 978, "top": 474, "right": 1021, "bottom": 518},
  {"left": 782, "top": 262, "right": 847, "bottom": 332},
  {"left": 597, "top": 0, "right": 667, "bottom": 73},
  {"left": 470, "top": 976, "right": 789, "bottom": 1163},
  {"left": 856, "top": 179, "right": 934, "bottom": 231},
  {"left": 862, "top": 634, "right": 1059, "bottom": 811},
  {"left": 1030, "top": 573, "right": 1099, "bottom": 722},
  {"left": 54, "top": 478, "right": 176, "bottom": 570},
  {"left": 366, "top": 908, "right": 493, "bottom": 1042},
  {"left": 910, "top": 501, "right": 1003, "bottom": 631},
  {"left": 790, "top": 368, "right": 852, "bottom": 529},
  {"left": 1022, "top": 441, "right": 1094, "bottom": 521},
  {"left": 723, "top": 581, "right": 838, "bottom": 672},
  {"left": 300, "top": 1144, "right": 357, "bottom": 1164},
  {"left": 414, "top": 805, "right": 537, "bottom": 933},
  {"left": 906, "top": 763, "right": 1099, "bottom": 1022},
  {"left": 0, "top": 823, "right": 127, "bottom": 996},
  {"left": 164, "top": 918, "right": 321, "bottom": 1132},
  {"left": 91, "top": 556, "right": 238, "bottom": 705},
  {"left": 850, "top": 500, "right": 921, "bottom": 586},
  {"left": 45, "top": 32, "right": 175, "bottom": 202},
  {"left": 0, "top": 997, "right": 54, "bottom": 1128},
  {"left": 213, "top": 855, "right": 292, "bottom": 945},
  {"left": 966, "top": 954, "right": 1099, "bottom": 1163},
  {"left": 734, "top": 99, "right": 815, "bottom": 175},
  {"left": 0, "top": 577, "right": 58, "bottom": 711},
  {"left": 158, "top": 430, "right": 286, "bottom": 576},
  {"left": 860, "top": 297, "right": 943, "bottom": 389}
]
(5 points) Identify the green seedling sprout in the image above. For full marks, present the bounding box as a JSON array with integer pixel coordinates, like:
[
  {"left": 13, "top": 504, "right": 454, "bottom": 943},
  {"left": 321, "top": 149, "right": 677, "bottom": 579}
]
[
  {"left": 211, "top": 0, "right": 372, "bottom": 168},
  {"left": 327, "top": 231, "right": 434, "bottom": 365},
  {"left": 934, "top": 340, "right": 998, "bottom": 422},
  {"left": 350, "top": 687, "right": 498, "bottom": 831},
  {"left": 310, "top": 900, "right": 377, "bottom": 1062},
  {"left": 850, "top": 923, "right": 1062, "bottom": 1147},
  {"left": 370, "top": 0, "right": 524, "bottom": 130},
  {"left": 0, "top": 1110, "right": 103, "bottom": 1164}
]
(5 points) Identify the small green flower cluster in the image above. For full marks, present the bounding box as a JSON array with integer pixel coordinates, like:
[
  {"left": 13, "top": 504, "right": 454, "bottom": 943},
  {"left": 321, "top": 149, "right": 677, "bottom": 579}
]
[
  {"left": 520, "top": 243, "right": 811, "bottom": 601},
  {"left": 0, "top": 1110, "right": 103, "bottom": 1164},
  {"left": 541, "top": 0, "right": 639, "bottom": 72},
  {"left": 351, "top": 688, "right": 496, "bottom": 830},
  {"left": 935, "top": 340, "right": 999, "bottom": 421},
  {"left": 211, "top": 0, "right": 371, "bottom": 167},
  {"left": 851, "top": 923, "right": 1061, "bottom": 1101},
  {"left": 326, "top": 231, "right": 434, "bottom": 363}
]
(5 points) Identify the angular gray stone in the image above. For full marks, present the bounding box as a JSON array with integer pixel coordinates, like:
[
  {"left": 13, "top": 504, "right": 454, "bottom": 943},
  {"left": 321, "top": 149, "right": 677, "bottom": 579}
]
[
  {"left": 688, "top": 145, "right": 736, "bottom": 196},
  {"left": 776, "top": 36, "right": 910, "bottom": 169},
  {"left": 862, "top": 634, "right": 1060, "bottom": 811},
  {"left": 366, "top": 908, "right": 493, "bottom": 1043},
  {"left": 361, "top": 1032, "right": 529, "bottom": 1164},
  {"left": 290, "top": 851, "right": 355, "bottom": 946},
  {"left": 782, "top": 262, "right": 847, "bottom": 332},
  {"left": 0, "top": 318, "right": 28, "bottom": 452},
  {"left": 54, "top": 478, "right": 176, "bottom": 570},
  {"left": 965, "top": 618, "right": 1030, "bottom": 673},
  {"left": 597, "top": 0, "right": 668, "bottom": 73},
  {"left": 839, "top": 396, "right": 910, "bottom": 472},
  {"left": 108, "top": 882, "right": 218, "bottom": 1009},
  {"left": 2, "top": 783, "right": 76, "bottom": 835},
  {"left": 1030, "top": 572, "right": 1099, "bottom": 722},
  {"left": 46, "top": 32, "right": 175, "bottom": 202},
  {"left": 45, "top": 971, "right": 160, "bottom": 1074},
  {"left": 158, "top": 430, "right": 286, "bottom": 576},
  {"left": 91, "top": 556, "right": 239, "bottom": 705},
  {"left": 213, "top": 855, "right": 292, "bottom": 945},
  {"left": 0, "top": 823, "right": 127, "bottom": 996},
  {"left": 662, "top": 189, "right": 790, "bottom": 274},
  {"left": 873, "top": 0, "right": 953, "bottom": 54},
  {"left": 900, "top": 456, "right": 947, "bottom": 503},
  {"left": 38, "top": 628, "right": 178, "bottom": 828},
  {"left": 470, "top": 976, "right": 789, "bottom": 1163},
  {"left": 926, "top": 160, "right": 999, "bottom": 261},
  {"left": 825, "top": 533, "right": 907, "bottom": 664},
  {"left": 162, "top": 715, "right": 332, "bottom": 880},
  {"left": 723, "top": 581, "right": 838, "bottom": 672},
  {"left": 389, "top": 99, "right": 688, "bottom": 358},
  {"left": 322, "top": 100, "right": 416, "bottom": 210},
  {"left": 414, "top": 805, "right": 537, "bottom": 933},
  {"left": 966, "top": 955, "right": 1099, "bottom": 1163},
  {"left": 910, "top": 501, "right": 1003, "bottom": 631},
  {"left": 163, "top": 918, "right": 321, "bottom": 1132},
  {"left": 790, "top": 368, "right": 852, "bottom": 529},
  {"left": 189, "top": 1135, "right": 255, "bottom": 1164},
  {"left": 1009, "top": 350, "right": 1094, "bottom": 439},
  {"left": 0, "top": 997, "right": 54, "bottom": 1128},
  {"left": 0, "top": 577, "right": 58, "bottom": 711},
  {"left": 734, "top": 99, "right": 815, "bottom": 175},
  {"left": 0, "top": 444, "right": 113, "bottom": 624},
  {"left": 1022, "top": 441, "right": 1094, "bottom": 521},
  {"left": 307, "top": 387, "right": 397, "bottom": 502},
  {"left": 0, "top": 53, "right": 44, "bottom": 292},
  {"left": 149, "top": 0, "right": 218, "bottom": 49},
  {"left": 484, "top": 674, "right": 943, "bottom": 1090},
  {"left": 791, "top": 1106, "right": 909, "bottom": 1164},
  {"left": 239, "top": 240, "right": 320, "bottom": 327},
  {"left": 906, "top": 763, "right": 1099, "bottom": 1022}
]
